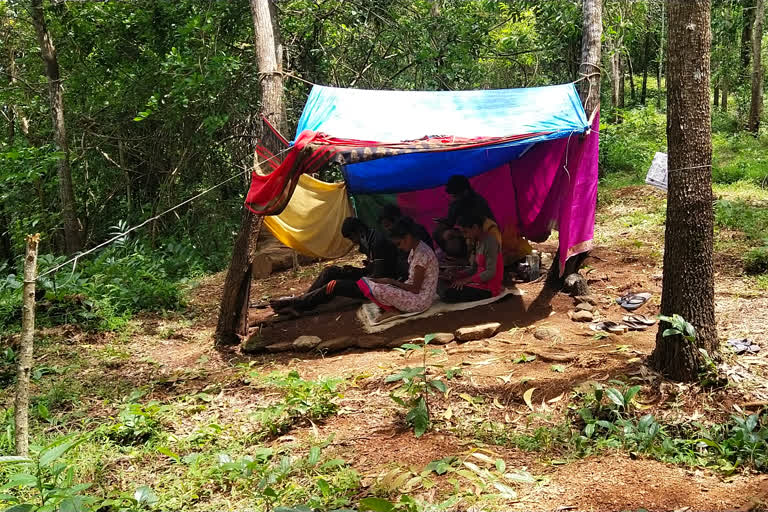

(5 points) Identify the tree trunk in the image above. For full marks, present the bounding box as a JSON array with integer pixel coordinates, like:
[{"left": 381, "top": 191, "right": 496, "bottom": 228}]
[
  {"left": 743, "top": 0, "right": 757, "bottom": 73},
  {"left": 215, "top": 0, "right": 285, "bottom": 346},
  {"left": 657, "top": 0, "right": 666, "bottom": 110},
  {"left": 722, "top": 81, "right": 729, "bottom": 111},
  {"left": 14, "top": 234, "right": 38, "bottom": 456},
  {"left": 611, "top": 51, "right": 622, "bottom": 121},
  {"left": 714, "top": 85, "right": 720, "bottom": 108},
  {"left": 618, "top": 55, "right": 626, "bottom": 108},
  {"left": 748, "top": 0, "right": 765, "bottom": 134},
  {"left": 0, "top": 208, "right": 13, "bottom": 267},
  {"left": 641, "top": 13, "right": 652, "bottom": 105},
  {"left": 651, "top": 0, "right": 716, "bottom": 381},
  {"left": 627, "top": 52, "right": 636, "bottom": 104},
  {"left": 30, "top": 0, "right": 82, "bottom": 254},
  {"left": 578, "top": 0, "right": 603, "bottom": 118}
]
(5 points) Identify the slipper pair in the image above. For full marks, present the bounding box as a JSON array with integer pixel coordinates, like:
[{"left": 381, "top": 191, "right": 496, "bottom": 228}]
[
  {"left": 590, "top": 321, "right": 628, "bottom": 334},
  {"left": 590, "top": 314, "right": 656, "bottom": 333},
  {"left": 616, "top": 292, "right": 652, "bottom": 311},
  {"left": 727, "top": 338, "right": 760, "bottom": 355},
  {"left": 622, "top": 314, "right": 657, "bottom": 331}
]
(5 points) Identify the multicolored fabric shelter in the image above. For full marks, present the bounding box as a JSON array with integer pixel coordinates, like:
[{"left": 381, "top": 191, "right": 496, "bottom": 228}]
[{"left": 247, "top": 83, "right": 599, "bottom": 275}]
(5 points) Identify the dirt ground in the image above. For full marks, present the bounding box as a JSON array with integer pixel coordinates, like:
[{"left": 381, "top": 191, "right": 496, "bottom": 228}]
[{"left": 117, "top": 227, "right": 768, "bottom": 512}]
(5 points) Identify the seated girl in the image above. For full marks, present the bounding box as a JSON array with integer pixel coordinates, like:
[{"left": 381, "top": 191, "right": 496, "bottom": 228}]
[
  {"left": 271, "top": 217, "right": 438, "bottom": 320},
  {"left": 440, "top": 214, "right": 504, "bottom": 303}
]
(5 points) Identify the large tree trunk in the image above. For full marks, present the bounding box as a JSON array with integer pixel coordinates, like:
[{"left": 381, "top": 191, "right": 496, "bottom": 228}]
[
  {"left": 578, "top": 0, "right": 603, "bottom": 118},
  {"left": 651, "top": 0, "right": 717, "bottom": 381},
  {"left": 748, "top": 0, "right": 765, "bottom": 134},
  {"left": 657, "top": 0, "right": 666, "bottom": 110},
  {"left": 30, "top": 0, "right": 82, "bottom": 254},
  {"left": 215, "top": 0, "right": 285, "bottom": 346}
]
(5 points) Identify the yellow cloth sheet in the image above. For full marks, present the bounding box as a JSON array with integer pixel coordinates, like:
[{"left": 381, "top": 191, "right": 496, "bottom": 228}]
[{"left": 264, "top": 174, "right": 354, "bottom": 259}]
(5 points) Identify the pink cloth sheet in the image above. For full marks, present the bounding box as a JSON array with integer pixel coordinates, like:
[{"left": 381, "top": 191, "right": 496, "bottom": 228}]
[{"left": 396, "top": 116, "right": 599, "bottom": 275}]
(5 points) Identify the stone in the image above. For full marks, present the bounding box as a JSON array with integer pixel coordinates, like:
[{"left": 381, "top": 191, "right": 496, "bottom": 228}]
[
  {"left": 316, "top": 336, "right": 355, "bottom": 353},
  {"left": 533, "top": 327, "right": 561, "bottom": 342},
  {"left": 356, "top": 335, "right": 389, "bottom": 349},
  {"left": 455, "top": 322, "right": 502, "bottom": 342},
  {"left": 571, "top": 310, "right": 593, "bottom": 322},
  {"left": 242, "top": 333, "right": 270, "bottom": 354},
  {"left": 265, "top": 341, "right": 295, "bottom": 352},
  {"left": 292, "top": 335, "right": 321, "bottom": 351},
  {"left": 564, "top": 273, "right": 589, "bottom": 296},
  {"left": 574, "top": 295, "right": 598, "bottom": 306},
  {"left": 429, "top": 332, "right": 455, "bottom": 345},
  {"left": 575, "top": 302, "right": 595, "bottom": 312}
]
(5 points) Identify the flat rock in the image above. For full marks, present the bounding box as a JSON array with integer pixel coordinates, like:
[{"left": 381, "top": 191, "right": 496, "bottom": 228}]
[
  {"left": 265, "top": 341, "right": 295, "bottom": 352},
  {"left": 533, "top": 327, "right": 561, "bottom": 341},
  {"left": 356, "top": 335, "right": 389, "bottom": 349},
  {"left": 292, "top": 335, "right": 322, "bottom": 350},
  {"left": 455, "top": 322, "right": 502, "bottom": 342},
  {"left": 316, "top": 336, "right": 355, "bottom": 353},
  {"left": 571, "top": 310, "right": 593, "bottom": 322},
  {"left": 429, "top": 332, "right": 455, "bottom": 345},
  {"left": 575, "top": 295, "right": 598, "bottom": 306},
  {"left": 575, "top": 302, "right": 595, "bottom": 312},
  {"left": 242, "top": 333, "right": 270, "bottom": 354}
]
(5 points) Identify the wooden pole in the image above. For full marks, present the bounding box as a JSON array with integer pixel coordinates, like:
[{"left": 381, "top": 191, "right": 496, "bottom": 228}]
[{"left": 14, "top": 233, "right": 39, "bottom": 457}]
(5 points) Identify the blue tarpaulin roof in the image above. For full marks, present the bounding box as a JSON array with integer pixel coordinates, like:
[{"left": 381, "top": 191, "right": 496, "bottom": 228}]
[{"left": 293, "top": 83, "right": 589, "bottom": 194}]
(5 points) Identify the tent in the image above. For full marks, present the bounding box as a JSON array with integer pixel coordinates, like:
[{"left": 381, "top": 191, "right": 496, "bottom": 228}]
[{"left": 246, "top": 83, "right": 599, "bottom": 274}]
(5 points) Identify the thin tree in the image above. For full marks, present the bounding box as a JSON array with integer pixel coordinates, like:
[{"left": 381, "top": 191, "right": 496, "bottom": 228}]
[
  {"left": 657, "top": 0, "right": 665, "bottom": 110},
  {"left": 29, "top": 0, "right": 82, "bottom": 253},
  {"left": 215, "top": 0, "right": 285, "bottom": 346},
  {"left": 651, "top": 0, "right": 717, "bottom": 381},
  {"left": 748, "top": 0, "right": 764, "bottom": 133}
]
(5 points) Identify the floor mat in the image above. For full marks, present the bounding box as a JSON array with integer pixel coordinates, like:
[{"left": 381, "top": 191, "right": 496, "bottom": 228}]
[{"left": 356, "top": 287, "right": 523, "bottom": 333}]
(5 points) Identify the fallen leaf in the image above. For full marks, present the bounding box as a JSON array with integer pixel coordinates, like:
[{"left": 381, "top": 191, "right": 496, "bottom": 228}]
[
  {"left": 493, "top": 398, "right": 505, "bottom": 409},
  {"left": 523, "top": 387, "right": 536, "bottom": 411},
  {"left": 443, "top": 407, "right": 453, "bottom": 420},
  {"left": 547, "top": 393, "right": 564, "bottom": 403}
]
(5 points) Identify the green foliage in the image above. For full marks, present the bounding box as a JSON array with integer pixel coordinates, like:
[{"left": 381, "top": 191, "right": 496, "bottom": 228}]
[
  {"left": 744, "top": 247, "right": 768, "bottom": 274},
  {"left": 209, "top": 444, "right": 360, "bottom": 511},
  {"left": 97, "top": 399, "right": 167, "bottom": 447},
  {"left": 251, "top": 371, "right": 343, "bottom": 440},
  {"left": 659, "top": 314, "right": 696, "bottom": 343},
  {"left": 387, "top": 334, "right": 448, "bottom": 437},
  {"left": 599, "top": 106, "right": 667, "bottom": 179},
  {"left": 0, "top": 435, "right": 96, "bottom": 512}
]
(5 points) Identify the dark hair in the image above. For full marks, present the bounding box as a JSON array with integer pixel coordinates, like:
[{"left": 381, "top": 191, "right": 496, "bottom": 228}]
[
  {"left": 445, "top": 175, "right": 471, "bottom": 195},
  {"left": 388, "top": 216, "right": 418, "bottom": 240},
  {"left": 341, "top": 217, "right": 366, "bottom": 239},
  {"left": 377, "top": 204, "right": 403, "bottom": 224},
  {"left": 456, "top": 214, "right": 484, "bottom": 229}
]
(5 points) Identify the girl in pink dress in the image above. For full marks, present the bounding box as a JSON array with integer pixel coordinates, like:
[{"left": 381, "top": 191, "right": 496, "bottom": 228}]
[{"left": 271, "top": 218, "right": 438, "bottom": 318}]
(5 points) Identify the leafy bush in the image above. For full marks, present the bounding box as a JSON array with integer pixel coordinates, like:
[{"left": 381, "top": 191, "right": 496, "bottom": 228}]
[
  {"left": 251, "top": 371, "right": 343, "bottom": 439},
  {"left": 744, "top": 247, "right": 768, "bottom": 274},
  {"left": 99, "top": 400, "right": 168, "bottom": 446},
  {"left": 0, "top": 235, "right": 211, "bottom": 331},
  {"left": 599, "top": 106, "right": 666, "bottom": 178}
]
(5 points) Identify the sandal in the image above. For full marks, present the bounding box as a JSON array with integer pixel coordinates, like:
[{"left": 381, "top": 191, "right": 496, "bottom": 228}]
[
  {"left": 623, "top": 314, "right": 657, "bottom": 327},
  {"left": 616, "top": 292, "right": 652, "bottom": 311},
  {"left": 590, "top": 321, "right": 628, "bottom": 334}
]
